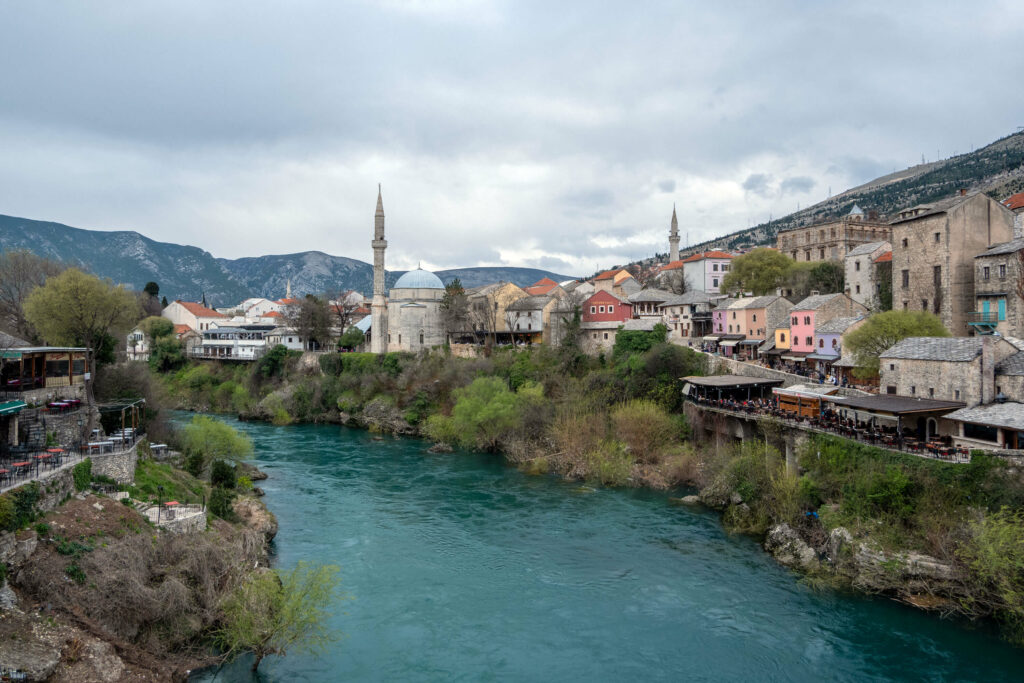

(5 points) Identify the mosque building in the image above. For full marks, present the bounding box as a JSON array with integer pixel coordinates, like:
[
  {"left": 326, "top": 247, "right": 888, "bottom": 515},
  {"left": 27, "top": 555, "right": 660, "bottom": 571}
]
[{"left": 369, "top": 188, "right": 448, "bottom": 353}]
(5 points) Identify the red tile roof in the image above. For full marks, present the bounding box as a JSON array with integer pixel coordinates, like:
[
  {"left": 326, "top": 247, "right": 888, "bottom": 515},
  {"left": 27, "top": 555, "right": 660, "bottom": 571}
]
[
  {"left": 1003, "top": 192, "right": 1024, "bottom": 211},
  {"left": 276, "top": 297, "right": 300, "bottom": 305},
  {"left": 263, "top": 311, "right": 283, "bottom": 318},
  {"left": 525, "top": 283, "right": 558, "bottom": 296},
  {"left": 874, "top": 251, "right": 892, "bottom": 263},
  {"left": 175, "top": 301, "right": 224, "bottom": 318},
  {"left": 682, "top": 250, "right": 733, "bottom": 262},
  {"left": 659, "top": 260, "right": 685, "bottom": 271},
  {"left": 173, "top": 324, "right": 193, "bottom": 336},
  {"left": 593, "top": 269, "right": 626, "bottom": 281},
  {"left": 531, "top": 277, "right": 558, "bottom": 287}
]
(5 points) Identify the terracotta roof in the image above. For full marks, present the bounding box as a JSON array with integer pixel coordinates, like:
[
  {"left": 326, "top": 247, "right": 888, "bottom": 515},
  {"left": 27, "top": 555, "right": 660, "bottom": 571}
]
[
  {"left": 175, "top": 301, "right": 225, "bottom": 318},
  {"left": 531, "top": 277, "right": 559, "bottom": 287},
  {"left": 593, "top": 269, "right": 625, "bottom": 281},
  {"left": 1002, "top": 192, "right": 1024, "bottom": 211},
  {"left": 525, "top": 283, "right": 558, "bottom": 296},
  {"left": 276, "top": 297, "right": 300, "bottom": 305},
  {"left": 173, "top": 324, "right": 192, "bottom": 336},
  {"left": 873, "top": 251, "right": 892, "bottom": 263},
  {"left": 659, "top": 260, "right": 685, "bottom": 271},
  {"left": 263, "top": 311, "right": 282, "bottom": 318},
  {"left": 681, "top": 250, "right": 733, "bottom": 263}
]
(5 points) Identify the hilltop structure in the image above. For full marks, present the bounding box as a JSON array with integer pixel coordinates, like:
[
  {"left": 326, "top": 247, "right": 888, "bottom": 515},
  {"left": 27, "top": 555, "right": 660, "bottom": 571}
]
[{"left": 776, "top": 205, "right": 891, "bottom": 263}]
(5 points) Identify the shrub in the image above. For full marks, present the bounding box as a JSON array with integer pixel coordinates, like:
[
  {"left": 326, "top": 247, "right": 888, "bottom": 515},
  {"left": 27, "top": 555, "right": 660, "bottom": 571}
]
[
  {"left": 449, "top": 377, "right": 529, "bottom": 451},
  {"left": 182, "top": 416, "right": 253, "bottom": 469},
  {"left": 237, "top": 476, "right": 254, "bottom": 491},
  {"left": 610, "top": 400, "right": 678, "bottom": 464},
  {"left": 9, "top": 482, "right": 40, "bottom": 529},
  {"left": 0, "top": 496, "right": 13, "bottom": 532},
  {"left": 184, "top": 452, "right": 205, "bottom": 478},
  {"left": 423, "top": 414, "right": 459, "bottom": 446},
  {"left": 210, "top": 460, "right": 237, "bottom": 489},
  {"left": 585, "top": 439, "right": 633, "bottom": 486},
  {"left": 209, "top": 487, "right": 237, "bottom": 520},
  {"left": 65, "top": 562, "right": 86, "bottom": 585},
  {"left": 959, "top": 507, "right": 1024, "bottom": 638},
  {"left": 257, "top": 344, "right": 296, "bottom": 378},
  {"left": 34, "top": 522, "right": 50, "bottom": 537}
]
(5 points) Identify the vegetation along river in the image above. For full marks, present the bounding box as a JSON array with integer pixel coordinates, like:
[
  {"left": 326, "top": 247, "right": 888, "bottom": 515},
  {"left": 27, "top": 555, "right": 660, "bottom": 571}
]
[{"left": 194, "top": 416, "right": 1023, "bottom": 682}]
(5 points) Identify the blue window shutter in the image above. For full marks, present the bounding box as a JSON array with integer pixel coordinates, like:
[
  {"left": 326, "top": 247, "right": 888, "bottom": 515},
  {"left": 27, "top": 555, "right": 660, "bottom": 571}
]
[
  {"left": 998, "top": 298, "right": 1006, "bottom": 321},
  {"left": 983, "top": 300, "right": 990, "bottom": 315}
]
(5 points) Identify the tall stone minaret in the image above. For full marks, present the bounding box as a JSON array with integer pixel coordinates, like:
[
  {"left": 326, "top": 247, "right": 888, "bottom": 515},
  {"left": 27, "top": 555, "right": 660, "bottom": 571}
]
[
  {"left": 370, "top": 185, "right": 388, "bottom": 354},
  {"left": 669, "top": 204, "right": 680, "bottom": 262}
]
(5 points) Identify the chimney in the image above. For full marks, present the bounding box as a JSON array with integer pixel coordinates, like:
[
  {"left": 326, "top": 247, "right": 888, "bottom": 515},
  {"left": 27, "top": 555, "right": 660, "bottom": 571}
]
[
  {"left": 810, "top": 290, "right": 820, "bottom": 296},
  {"left": 980, "top": 335, "right": 996, "bottom": 405},
  {"left": 959, "top": 188, "right": 967, "bottom": 196}
]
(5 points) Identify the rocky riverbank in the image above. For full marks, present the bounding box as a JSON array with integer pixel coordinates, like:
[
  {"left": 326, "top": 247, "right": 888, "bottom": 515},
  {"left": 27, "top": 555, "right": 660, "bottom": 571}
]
[{"left": 0, "top": 482, "right": 277, "bottom": 682}]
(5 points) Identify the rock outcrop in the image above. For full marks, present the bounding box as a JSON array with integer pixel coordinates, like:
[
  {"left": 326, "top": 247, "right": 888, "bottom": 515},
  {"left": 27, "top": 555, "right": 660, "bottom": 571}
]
[{"left": 764, "top": 524, "right": 820, "bottom": 571}]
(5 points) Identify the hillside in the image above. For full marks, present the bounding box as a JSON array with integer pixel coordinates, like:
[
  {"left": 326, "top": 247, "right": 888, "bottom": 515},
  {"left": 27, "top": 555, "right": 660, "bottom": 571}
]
[
  {"left": 681, "top": 130, "right": 1024, "bottom": 255},
  {"left": 0, "top": 215, "right": 575, "bottom": 304}
]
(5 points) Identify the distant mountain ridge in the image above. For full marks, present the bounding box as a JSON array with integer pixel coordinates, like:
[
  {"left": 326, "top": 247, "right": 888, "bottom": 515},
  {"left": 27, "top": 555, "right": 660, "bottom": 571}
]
[{"left": 0, "top": 215, "right": 576, "bottom": 305}]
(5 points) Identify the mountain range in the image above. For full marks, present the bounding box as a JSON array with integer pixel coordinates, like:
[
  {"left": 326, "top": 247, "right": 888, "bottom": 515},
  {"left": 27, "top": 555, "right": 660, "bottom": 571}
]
[{"left": 0, "top": 214, "right": 575, "bottom": 306}]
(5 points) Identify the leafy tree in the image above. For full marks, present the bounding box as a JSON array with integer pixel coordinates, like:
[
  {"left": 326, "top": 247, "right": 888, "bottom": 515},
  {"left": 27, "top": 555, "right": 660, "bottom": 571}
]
[
  {"left": 161, "top": 295, "right": 168, "bottom": 308},
  {"left": 143, "top": 281, "right": 160, "bottom": 297},
  {"left": 612, "top": 323, "right": 668, "bottom": 358},
  {"left": 210, "top": 459, "right": 237, "bottom": 489},
  {"left": 181, "top": 415, "right": 253, "bottom": 473},
  {"left": 257, "top": 344, "right": 295, "bottom": 378},
  {"left": 24, "top": 268, "right": 140, "bottom": 424},
  {"left": 0, "top": 249, "right": 65, "bottom": 341},
  {"left": 149, "top": 336, "right": 185, "bottom": 372},
  {"left": 217, "top": 562, "right": 342, "bottom": 672},
  {"left": 138, "top": 315, "right": 174, "bottom": 340},
  {"left": 721, "top": 248, "right": 794, "bottom": 295},
  {"left": 338, "top": 326, "right": 365, "bottom": 350},
  {"left": 440, "top": 278, "right": 470, "bottom": 341},
  {"left": 844, "top": 310, "right": 950, "bottom": 378}
]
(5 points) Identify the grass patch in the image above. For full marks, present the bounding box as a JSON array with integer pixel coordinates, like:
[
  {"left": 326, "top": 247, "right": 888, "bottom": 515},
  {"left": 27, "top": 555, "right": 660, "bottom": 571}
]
[{"left": 126, "top": 459, "right": 209, "bottom": 505}]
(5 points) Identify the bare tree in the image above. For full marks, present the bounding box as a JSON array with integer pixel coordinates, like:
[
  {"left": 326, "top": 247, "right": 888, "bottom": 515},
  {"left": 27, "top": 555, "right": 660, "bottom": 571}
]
[
  {"left": 654, "top": 268, "right": 692, "bottom": 295},
  {"left": 283, "top": 296, "right": 333, "bottom": 350},
  {"left": 440, "top": 279, "right": 470, "bottom": 343},
  {"left": 326, "top": 289, "right": 362, "bottom": 336},
  {"left": 0, "top": 250, "right": 65, "bottom": 341},
  {"left": 469, "top": 291, "right": 500, "bottom": 346}
]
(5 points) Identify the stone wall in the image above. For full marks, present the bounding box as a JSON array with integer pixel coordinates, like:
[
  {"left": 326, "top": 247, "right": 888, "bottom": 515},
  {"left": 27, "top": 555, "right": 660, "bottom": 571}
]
[
  {"left": 90, "top": 445, "right": 138, "bottom": 485},
  {"left": 450, "top": 343, "right": 482, "bottom": 359}
]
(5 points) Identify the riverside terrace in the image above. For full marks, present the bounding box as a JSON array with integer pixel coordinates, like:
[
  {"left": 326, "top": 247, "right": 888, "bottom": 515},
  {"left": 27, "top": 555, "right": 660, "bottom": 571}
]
[{"left": 682, "top": 376, "right": 973, "bottom": 462}]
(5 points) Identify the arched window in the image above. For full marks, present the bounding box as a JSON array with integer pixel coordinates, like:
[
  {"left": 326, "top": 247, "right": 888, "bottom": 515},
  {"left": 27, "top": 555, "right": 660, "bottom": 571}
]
[{"left": 419, "top": 331, "right": 424, "bottom": 345}]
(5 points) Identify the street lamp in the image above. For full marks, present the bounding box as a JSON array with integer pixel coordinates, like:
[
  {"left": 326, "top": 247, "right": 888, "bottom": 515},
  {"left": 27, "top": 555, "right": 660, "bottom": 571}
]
[{"left": 157, "top": 485, "right": 164, "bottom": 524}]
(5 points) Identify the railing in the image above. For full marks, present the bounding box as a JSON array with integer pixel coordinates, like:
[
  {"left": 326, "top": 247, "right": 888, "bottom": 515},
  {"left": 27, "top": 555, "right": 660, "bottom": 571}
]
[
  {"left": 691, "top": 312, "right": 713, "bottom": 320},
  {"left": 967, "top": 311, "right": 999, "bottom": 324},
  {"left": 188, "top": 347, "right": 267, "bottom": 361}
]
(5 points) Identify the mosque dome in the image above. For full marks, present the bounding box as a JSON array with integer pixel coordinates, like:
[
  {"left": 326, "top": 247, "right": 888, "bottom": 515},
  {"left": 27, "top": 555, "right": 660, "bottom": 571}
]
[{"left": 394, "top": 268, "right": 444, "bottom": 290}]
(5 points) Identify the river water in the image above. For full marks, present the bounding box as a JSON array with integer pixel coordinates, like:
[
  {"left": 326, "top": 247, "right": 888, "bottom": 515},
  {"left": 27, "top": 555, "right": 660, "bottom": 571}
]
[{"left": 194, "top": 417, "right": 1023, "bottom": 682}]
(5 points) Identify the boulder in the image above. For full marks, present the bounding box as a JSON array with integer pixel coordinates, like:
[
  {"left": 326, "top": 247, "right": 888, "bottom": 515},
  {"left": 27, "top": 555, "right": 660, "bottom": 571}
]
[
  {"left": 827, "top": 527, "right": 854, "bottom": 563},
  {"left": 764, "top": 523, "right": 819, "bottom": 571},
  {"left": 0, "top": 583, "right": 18, "bottom": 611},
  {"left": 232, "top": 497, "right": 279, "bottom": 542},
  {"left": 0, "top": 635, "right": 60, "bottom": 682}
]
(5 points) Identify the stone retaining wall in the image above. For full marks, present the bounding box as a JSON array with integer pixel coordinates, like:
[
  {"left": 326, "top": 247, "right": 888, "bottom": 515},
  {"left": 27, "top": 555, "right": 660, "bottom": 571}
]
[{"left": 90, "top": 445, "right": 138, "bottom": 484}]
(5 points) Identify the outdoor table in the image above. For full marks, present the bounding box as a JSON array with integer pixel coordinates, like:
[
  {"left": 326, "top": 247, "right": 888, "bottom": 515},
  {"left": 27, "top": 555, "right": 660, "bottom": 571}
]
[
  {"left": 87, "top": 440, "right": 114, "bottom": 454},
  {"left": 164, "top": 501, "right": 179, "bottom": 520},
  {"left": 0, "top": 468, "right": 8, "bottom": 485},
  {"left": 11, "top": 461, "right": 31, "bottom": 478}
]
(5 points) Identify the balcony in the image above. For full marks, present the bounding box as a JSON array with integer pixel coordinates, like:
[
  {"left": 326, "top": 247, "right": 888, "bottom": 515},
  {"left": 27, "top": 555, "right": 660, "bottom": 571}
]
[{"left": 967, "top": 311, "right": 999, "bottom": 334}]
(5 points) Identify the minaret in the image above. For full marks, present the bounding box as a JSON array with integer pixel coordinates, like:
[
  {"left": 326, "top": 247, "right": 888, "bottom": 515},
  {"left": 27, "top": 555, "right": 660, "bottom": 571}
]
[
  {"left": 286, "top": 279, "right": 292, "bottom": 299},
  {"left": 370, "top": 185, "right": 389, "bottom": 354},
  {"left": 669, "top": 204, "right": 680, "bottom": 262}
]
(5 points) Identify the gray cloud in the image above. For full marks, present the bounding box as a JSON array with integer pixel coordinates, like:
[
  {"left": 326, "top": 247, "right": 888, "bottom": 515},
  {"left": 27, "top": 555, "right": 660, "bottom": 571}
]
[
  {"left": 0, "top": 1, "right": 1022, "bottom": 276},
  {"left": 780, "top": 176, "right": 816, "bottom": 195}
]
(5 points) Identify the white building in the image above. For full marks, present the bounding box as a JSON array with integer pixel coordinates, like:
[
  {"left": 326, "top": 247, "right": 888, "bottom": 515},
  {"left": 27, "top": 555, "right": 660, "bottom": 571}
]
[{"left": 162, "top": 300, "right": 226, "bottom": 332}]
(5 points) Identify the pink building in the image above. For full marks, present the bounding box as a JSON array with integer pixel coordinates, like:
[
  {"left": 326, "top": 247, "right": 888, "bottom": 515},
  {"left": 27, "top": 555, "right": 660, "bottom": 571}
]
[{"left": 789, "top": 293, "right": 869, "bottom": 354}]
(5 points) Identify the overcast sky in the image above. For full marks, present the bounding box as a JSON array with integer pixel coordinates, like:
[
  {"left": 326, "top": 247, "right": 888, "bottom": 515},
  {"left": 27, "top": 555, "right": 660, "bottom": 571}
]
[{"left": 1, "top": 1, "right": 1022, "bottom": 276}]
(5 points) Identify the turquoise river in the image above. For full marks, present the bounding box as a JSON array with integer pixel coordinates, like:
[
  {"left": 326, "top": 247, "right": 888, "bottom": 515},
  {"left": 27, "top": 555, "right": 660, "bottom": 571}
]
[{"left": 194, "top": 417, "right": 1023, "bottom": 682}]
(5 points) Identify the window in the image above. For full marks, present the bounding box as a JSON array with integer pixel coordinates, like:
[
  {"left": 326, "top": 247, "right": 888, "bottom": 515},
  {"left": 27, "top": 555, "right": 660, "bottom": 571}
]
[
  {"left": 603, "top": 332, "right": 608, "bottom": 340},
  {"left": 781, "top": 333, "right": 786, "bottom": 342},
  {"left": 889, "top": 363, "right": 895, "bottom": 371},
  {"left": 886, "top": 386, "right": 896, "bottom": 394},
  {"left": 388, "top": 334, "right": 392, "bottom": 342},
  {"left": 901, "top": 238, "right": 908, "bottom": 248},
  {"left": 592, "top": 333, "right": 597, "bottom": 339},
  {"left": 752, "top": 314, "right": 757, "bottom": 322},
  {"left": 527, "top": 323, "right": 532, "bottom": 331},
  {"left": 964, "top": 422, "right": 999, "bottom": 443},
  {"left": 713, "top": 264, "right": 719, "bottom": 272},
  {"left": 818, "top": 339, "right": 824, "bottom": 348},
  {"left": 902, "top": 301, "right": 908, "bottom": 310},
  {"left": 855, "top": 285, "right": 861, "bottom": 294},
  {"left": 983, "top": 266, "right": 990, "bottom": 280},
  {"left": 831, "top": 338, "right": 838, "bottom": 348},
  {"left": 805, "top": 336, "right": 812, "bottom": 346},
  {"left": 608, "top": 305, "right": 614, "bottom": 314},
  {"left": 712, "top": 278, "right": 719, "bottom": 287},
  {"left": 792, "top": 317, "right": 798, "bottom": 326},
  {"left": 419, "top": 332, "right": 424, "bottom": 344},
  {"left": 934, "top": 232, "right": 940, "bottom": 243},
  {"left": 955, "top": 389, "right": 960, "bottom": 400},
  {"left": 722, "top": 265, "right": 730, "bottom": 272},
  {"left": 804, "top": 316, "right": 810, "bottom": 325},
  {"left": 728, "top": 325, "right": 732, "bottom": 332},
  {"left": 900, "top": 269, "right": 909, "bottom": 288},
  {"left": 819, "top": 248, "right": 825, "bottom": 259},
  {"left": 599, "top": 305, "right": 605, "bottom": 313},
  {"left": 910, "top": 386, "right": 916, "bottom": 395},
  {"left": 590, "top": 306, "right": 596, "bottom": 314},
  {"left": 929, "top": 388, "right": 934, "bottom": 397},
  {"left": 855, "top": 260, "right": 861, "bottom": 272},
  {"left": 999, "top": 264, "right": 1007, "bottom": 279},
  {"left": 398, "top": 334, "right": 402, "bottom": 344},
  {"left": 732, "top": 312, "right": 736, "bottom": 319}
]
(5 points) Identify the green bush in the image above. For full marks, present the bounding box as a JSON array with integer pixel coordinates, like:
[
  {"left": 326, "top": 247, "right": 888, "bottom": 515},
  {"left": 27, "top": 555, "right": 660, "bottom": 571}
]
[
  {"left": 209, "top": 487, "right": 237, "bottom": 520},
  {"left": 211, "top": 460, "right": 237, "bottom": 489},
  {"left": 959, "top": 507, "right": 1024, "bottom": 639},
  {"left": 237, "top": 475, "right": 254, "bottom": 491},
  {"left": 585, "top": 439, "right": 633, "bottom": 486},
  {"left": 34, "top": 522, "right": 50, "bottom": 536},
  {"left": 9, "top": 482, "right": 40, "bottom": 529},
  {"left": 0, "top": 496, "right": 13, "bottom": 532},
  {"left": 257, "top": 344, "right": 296, "bottom": 378},
  {"left": 610, "top": 400, "right": 678, "bottom": 464},
  {"left": 184, "top": 452, "right": 205, "bottom": 478},
  {"left": 65, "top": 562, "right": 86, "bottom": 585},
  {"left": 423, "top": 414, "right": 459, "bottom": 445}
]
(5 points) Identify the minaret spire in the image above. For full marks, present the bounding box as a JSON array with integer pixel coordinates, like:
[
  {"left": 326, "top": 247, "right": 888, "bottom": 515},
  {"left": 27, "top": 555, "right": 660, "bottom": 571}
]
[
  {"left": 669, "top": 204, "right": 681, "bottom": 263},
  {"left": 370, "top": 185, "right": 389, "bottom": 354}
]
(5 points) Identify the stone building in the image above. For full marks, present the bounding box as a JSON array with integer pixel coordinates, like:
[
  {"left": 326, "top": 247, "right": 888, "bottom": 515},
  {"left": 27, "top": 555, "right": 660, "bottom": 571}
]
[
  {"left": 162, "top": 300, "right": 226, "bottom": 332},
  {"left": 776, "top": 205, "right": 891, "bottom": 263},
  {"left": 658, "top": 290, "right": 716, "bottom": 341},
  {"left": 995, "top": 350, "right": 1024, "bottom": 402},
  {"left": 844, "top": 241, "right": 891, "bottom": 310},
  {"left": 628, "top": 288, "right": 675, "bottom": 319},
  {"left": 466, "top": 282, "right": 528, "bottom": 341},
  {"left": 878, "top": 336, "right": 1019, "bottom": 407},
  {"left": 385, "top": 269, "right": 447, "bottom": 352},
  {"left": 973, "top": 238, "right": 1024, "bottom": 338},
  {"left": 890, "top": 191, "right": 1015, "bottom": 336},
  {"left": 1002, "top": 192, "right": 1024, "bottom": 239},
  {"left": 507, "top": 294, "right": 564, "bottom": 345}
]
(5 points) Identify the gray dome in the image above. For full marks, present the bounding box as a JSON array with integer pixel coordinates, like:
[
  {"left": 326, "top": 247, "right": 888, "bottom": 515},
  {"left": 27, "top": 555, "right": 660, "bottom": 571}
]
[{"left": 394, "top": 268, "right": 444, "bottom": 289}]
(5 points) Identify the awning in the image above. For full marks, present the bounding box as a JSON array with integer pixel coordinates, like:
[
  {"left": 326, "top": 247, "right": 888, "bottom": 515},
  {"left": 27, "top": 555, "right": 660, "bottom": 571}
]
[
  {"left": 781, "top": 353, "right": 808, "bottom": 362},
  {"left": 720, "top": 340, "right": 741, "bottom": 348},
  {"left": 0, "top": 400, "right": 27, "bottom": 416},
  {"left": 806, "top": 353, "right": 838, "bottom": 361},
  {"left": 702, "top": 335, "right": 721, "bottom": 342},
  {"left": 739, "top": 339, "right": 762, "bottom": 345},
  {"left": 761, "top": 348, "right": 785, "bottom": 355}
]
